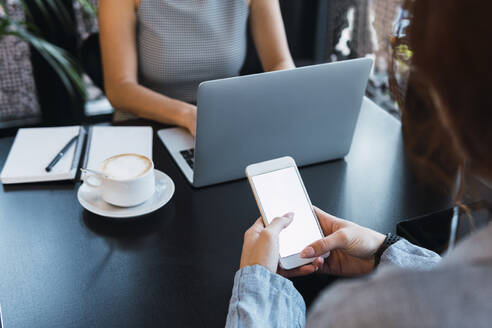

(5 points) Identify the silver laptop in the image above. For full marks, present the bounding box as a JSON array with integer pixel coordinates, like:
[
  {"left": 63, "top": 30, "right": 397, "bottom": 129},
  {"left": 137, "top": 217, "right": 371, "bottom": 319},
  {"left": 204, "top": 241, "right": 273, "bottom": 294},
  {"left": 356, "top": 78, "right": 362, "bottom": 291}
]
[{"left": 158, "top": 57, "right": 373, "bottom": 187}]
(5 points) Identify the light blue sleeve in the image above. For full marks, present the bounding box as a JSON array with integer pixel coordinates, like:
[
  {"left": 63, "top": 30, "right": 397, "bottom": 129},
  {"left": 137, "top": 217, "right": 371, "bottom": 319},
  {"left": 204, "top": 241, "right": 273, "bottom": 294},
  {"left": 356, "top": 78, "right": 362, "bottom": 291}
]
[
  {"left": 306, "top": 239, "right": 444, "bottom": 328},
  {"left": 379, "top": 239, "right": 441, "bottom": 269},
  {"left": 225, "top": 265, "right": 306, "bottom": 328}
]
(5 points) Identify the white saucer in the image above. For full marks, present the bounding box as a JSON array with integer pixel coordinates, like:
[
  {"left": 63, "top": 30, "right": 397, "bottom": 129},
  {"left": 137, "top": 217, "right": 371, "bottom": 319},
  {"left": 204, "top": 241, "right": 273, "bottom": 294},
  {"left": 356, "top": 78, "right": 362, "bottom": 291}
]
[{"left": 77, "top": 169, "right": 175, "bottom": 219}]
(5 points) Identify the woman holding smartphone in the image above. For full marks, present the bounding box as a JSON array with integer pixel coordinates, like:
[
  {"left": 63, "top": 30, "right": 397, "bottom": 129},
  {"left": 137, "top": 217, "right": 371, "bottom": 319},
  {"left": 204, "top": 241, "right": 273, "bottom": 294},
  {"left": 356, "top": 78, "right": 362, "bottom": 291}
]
[
  {"left": 99, "top": 0, "right": 294, "bottom": 135},
  {"left": 226, "top": 0, "right": 492, "bottom": 327}
]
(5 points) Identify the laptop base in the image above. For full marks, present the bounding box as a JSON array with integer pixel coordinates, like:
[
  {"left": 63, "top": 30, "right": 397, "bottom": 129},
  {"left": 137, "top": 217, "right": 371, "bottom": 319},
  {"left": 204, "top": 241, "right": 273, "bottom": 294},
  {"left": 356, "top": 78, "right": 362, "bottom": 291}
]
[{"left": 158, "top": 128, "right": 194, "bottom": 184}]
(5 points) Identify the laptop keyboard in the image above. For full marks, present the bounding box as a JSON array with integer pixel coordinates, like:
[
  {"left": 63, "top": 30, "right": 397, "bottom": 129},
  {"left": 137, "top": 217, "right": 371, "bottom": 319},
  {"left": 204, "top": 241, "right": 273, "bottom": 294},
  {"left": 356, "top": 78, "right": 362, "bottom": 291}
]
[{"left": 180, "top": 148, "right": 195, "bottom": 169}]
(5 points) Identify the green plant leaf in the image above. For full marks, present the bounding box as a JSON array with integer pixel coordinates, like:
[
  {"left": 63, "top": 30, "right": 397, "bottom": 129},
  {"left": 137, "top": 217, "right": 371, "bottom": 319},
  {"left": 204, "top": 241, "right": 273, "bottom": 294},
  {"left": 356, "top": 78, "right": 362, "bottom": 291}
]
[
  {"left": 0, "top": 0, "right": 8, "bottom": 18},
  {"left": 17, "top": 0, "right": 73, "bottom": 31},
  {"left": 32, "top": 0, "right": 56, "bottom": 29},
  {"left": 45, "top": 0, "right": 73, "bottom": 28},
  {"left": 17, "top": 0, "right": 34, "bottom": 25},
  {"left": 0, "top": 20, "right": 7, "bottom": 36},
  {"left": 76, "top": 0, "right": 96, "bottom": 15},
  {"left": 6, "top": 22, "right": 87, "bottom": 99},
  {"left": 0, "top": 1, "right": 95, "bottom": 101}
]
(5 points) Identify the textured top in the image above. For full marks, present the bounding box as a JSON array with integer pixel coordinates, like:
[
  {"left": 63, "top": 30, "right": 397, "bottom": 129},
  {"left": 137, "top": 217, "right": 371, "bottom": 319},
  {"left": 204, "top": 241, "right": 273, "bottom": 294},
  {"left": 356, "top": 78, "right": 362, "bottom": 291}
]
[
  {"left": 136, "top": 0, "right": 249, "bottom": 104},
  {"left": 226, "top": 222, "right": 492, "bottom": 328}
]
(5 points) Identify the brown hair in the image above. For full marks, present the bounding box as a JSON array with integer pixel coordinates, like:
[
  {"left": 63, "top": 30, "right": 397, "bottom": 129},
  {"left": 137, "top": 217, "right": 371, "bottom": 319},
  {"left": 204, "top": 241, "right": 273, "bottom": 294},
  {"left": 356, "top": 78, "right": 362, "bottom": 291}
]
[{"left": 396, "top": 0, "right": 492, "bottom": 193}]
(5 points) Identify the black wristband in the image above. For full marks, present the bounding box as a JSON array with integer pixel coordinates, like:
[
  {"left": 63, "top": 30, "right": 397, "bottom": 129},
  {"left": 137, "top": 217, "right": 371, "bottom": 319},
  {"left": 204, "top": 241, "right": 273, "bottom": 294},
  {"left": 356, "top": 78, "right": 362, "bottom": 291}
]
[{"left": 374, "top": 233, "right": 402, "bottom": 267}]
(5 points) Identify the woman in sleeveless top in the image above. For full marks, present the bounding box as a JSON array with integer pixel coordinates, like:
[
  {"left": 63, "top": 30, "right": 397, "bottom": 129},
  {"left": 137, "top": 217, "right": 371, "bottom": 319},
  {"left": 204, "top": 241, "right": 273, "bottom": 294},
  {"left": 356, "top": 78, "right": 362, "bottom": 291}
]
[{"left": 99, "top": 0, "right": 294, "bottom": 135}]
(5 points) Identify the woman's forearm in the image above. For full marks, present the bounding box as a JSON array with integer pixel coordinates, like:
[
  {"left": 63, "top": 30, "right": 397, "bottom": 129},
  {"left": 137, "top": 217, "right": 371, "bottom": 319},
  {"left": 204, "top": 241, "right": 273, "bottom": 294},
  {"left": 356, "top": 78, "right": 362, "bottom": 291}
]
[
  {"left": 250, "top": 0, "right": 295, "bottom": 72},
  {"left": 99, "top": 0, "right": 196, "bottom": 133},
  {"left": 106, "top": 81, "right": 196, "bottom": 129},
  {"left": 267, "top": 59, "right": 296, "bottom": 71}
]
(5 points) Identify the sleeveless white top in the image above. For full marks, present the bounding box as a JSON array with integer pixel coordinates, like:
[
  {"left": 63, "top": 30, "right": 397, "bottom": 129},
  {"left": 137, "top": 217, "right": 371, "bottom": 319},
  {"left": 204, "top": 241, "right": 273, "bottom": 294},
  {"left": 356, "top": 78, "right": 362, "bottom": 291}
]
[{"left": 136, "top": 0, "right": 249, "bottom": 104}]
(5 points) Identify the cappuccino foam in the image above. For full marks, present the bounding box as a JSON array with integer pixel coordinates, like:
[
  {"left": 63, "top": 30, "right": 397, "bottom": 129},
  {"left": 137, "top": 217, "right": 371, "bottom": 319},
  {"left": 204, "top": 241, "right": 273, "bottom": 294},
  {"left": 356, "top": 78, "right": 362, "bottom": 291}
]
[{"left": 102, "top": 154, "right": 152, "bottom": 180}]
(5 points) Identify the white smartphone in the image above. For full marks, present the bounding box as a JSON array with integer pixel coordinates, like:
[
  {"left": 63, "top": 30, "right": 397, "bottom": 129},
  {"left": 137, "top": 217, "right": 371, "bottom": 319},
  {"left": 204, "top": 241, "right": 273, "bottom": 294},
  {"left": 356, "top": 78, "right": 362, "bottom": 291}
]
[{"left": 246, "top": 156, "right": 324, "bottom": 270}]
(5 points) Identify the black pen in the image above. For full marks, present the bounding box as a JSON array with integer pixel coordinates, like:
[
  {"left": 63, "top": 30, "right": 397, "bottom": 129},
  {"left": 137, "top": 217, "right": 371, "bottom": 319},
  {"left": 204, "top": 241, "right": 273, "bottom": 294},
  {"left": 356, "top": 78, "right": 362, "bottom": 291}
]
[{"left": 45, "top": 135, "right": 79, "bottom": 172}]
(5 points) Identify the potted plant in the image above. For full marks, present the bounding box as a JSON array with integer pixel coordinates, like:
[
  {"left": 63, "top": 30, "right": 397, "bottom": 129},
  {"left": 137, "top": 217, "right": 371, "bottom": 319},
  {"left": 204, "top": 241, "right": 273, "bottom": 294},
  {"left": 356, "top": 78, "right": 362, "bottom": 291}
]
[{"left": 0, "top": 0, "right": 95, "bottom": 99}]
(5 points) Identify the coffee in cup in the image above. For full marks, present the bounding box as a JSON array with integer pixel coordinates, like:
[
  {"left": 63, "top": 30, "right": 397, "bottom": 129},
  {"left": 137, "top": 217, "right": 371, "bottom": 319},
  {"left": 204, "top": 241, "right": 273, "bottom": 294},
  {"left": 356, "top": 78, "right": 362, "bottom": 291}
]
[
  {"left": 101, "top": 153, "right": 153, "bottom": 180},
  {"left": 84, "top": 154, "right": 155, "bottom": 207}
]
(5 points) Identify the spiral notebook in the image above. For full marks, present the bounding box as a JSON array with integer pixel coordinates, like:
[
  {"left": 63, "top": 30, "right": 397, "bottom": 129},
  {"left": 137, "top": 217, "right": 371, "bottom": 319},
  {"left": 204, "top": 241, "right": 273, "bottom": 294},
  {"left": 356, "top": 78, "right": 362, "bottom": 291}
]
[
  {"left": 0, "top": 126, "right": 153, "bottom": 185},
  {"left": 83, "top": 126, "right": 153, "bottom": 172},
  {"left": 0, "top": 126, "right": 85, "bottom": 184}
]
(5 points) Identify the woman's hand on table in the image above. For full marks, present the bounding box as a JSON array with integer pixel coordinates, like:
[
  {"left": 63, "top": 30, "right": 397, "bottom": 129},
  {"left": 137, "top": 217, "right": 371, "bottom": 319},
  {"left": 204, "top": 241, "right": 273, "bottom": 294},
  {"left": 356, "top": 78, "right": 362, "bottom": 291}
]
[
  {"left": 299, "top": 207, "right": 386, "bottom": 276},
  {"left": 181, "top": 104, "right": 197, "bottom": 136}
]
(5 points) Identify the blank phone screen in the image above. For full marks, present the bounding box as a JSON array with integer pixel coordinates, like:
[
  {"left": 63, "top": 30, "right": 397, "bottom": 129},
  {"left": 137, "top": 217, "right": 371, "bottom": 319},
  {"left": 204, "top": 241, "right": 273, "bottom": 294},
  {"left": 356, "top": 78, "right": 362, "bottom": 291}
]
[{"left": 251, "top": 167, "right": 323, "bottom": 258}]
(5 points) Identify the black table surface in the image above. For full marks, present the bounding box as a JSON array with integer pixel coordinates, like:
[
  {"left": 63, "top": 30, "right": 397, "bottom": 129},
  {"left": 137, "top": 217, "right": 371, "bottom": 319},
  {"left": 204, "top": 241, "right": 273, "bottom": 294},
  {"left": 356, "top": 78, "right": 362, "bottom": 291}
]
[{"left": 0, "top": 99, "right": 453, "bottom": 327}]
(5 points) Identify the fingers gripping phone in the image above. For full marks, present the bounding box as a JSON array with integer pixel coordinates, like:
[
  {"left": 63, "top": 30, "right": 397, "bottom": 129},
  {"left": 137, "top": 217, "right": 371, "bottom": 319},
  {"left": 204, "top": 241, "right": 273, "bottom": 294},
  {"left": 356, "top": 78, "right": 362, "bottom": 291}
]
[{"left": 246, "top": 156, "right": 324, "bottom": 270}]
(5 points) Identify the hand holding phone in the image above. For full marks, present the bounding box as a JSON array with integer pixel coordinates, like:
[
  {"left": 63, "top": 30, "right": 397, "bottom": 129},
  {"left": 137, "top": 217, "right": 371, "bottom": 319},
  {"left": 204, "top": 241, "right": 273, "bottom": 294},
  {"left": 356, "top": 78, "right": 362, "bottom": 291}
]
[
  {"left": 240, "top": 214, "right": 293, "bottom": 273},
  {"left": 301, "top": 207, "right": 386, "bottom": 276},
  {"left": 240, "top": 213, "right": 325, "bottom": 276},
  {"left": 246, "top": 156, "right": 324, "bottom": 270}
]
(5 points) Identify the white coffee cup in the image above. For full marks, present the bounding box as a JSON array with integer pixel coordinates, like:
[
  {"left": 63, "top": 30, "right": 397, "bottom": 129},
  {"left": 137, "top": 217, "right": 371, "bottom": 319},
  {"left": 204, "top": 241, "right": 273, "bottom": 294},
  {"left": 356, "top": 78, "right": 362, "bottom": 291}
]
[{"left": 83, "top": 153, "right": 155, "bottom": 207}]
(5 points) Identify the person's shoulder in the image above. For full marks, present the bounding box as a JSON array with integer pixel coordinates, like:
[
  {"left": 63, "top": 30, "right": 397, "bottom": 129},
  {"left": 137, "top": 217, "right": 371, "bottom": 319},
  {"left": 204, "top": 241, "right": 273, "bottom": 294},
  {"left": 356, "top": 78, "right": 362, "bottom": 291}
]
[
  {"left": 307, "top": 264, "right": 492, "bottom": 328},
  {"left": 442, "top": 221, "right": 492, "bottom": 266}
]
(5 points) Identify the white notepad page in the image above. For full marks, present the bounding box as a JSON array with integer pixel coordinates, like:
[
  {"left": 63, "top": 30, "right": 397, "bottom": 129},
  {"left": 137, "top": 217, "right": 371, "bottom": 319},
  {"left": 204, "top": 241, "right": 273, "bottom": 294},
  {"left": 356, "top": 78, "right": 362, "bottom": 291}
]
[
  {"left": 85, "top": 126, "right": 153, "bottom": 171},
  {"left": 0, "top": 126, "right": 81, "bottom": 184}
]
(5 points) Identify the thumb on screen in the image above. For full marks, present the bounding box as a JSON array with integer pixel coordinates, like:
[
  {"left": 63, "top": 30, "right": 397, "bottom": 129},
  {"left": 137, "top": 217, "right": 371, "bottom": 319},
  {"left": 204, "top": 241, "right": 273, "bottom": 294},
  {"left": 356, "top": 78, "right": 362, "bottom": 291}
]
[{"left": 266, "top": 212, "right": 294, "bottom": 235}]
